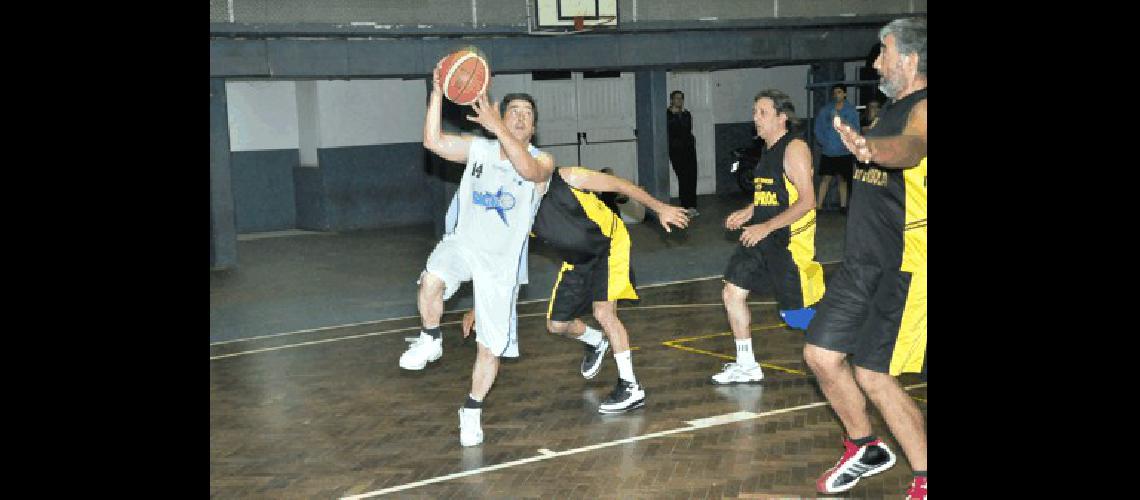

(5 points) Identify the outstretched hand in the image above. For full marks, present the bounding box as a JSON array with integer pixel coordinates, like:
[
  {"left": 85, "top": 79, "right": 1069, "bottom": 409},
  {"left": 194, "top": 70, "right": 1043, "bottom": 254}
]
[
  {"left": 655, "top": 205, "right": 690, "bottom": 233},
  {"left": 461, "top": 310, "right": 476, "bottom": 338},
  {"left": 834, "top": 115, "right": 872, "bottom": 164},
  {"left": 466, "top": 92, "right": 504, "bottom": 135}
]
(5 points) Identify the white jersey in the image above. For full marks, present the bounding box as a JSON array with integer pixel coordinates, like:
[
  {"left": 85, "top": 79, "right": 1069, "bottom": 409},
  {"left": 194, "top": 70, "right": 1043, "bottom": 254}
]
[{"left": 449, "top": 137, "right": 546, "bottom": 282}]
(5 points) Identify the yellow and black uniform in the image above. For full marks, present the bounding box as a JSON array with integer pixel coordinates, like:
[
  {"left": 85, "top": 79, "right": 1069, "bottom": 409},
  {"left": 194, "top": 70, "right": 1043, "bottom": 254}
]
[
  {"left": 531, "top": 169, "right": 639, "bottom": 321},
  {"left": 723, "top": 132, "right": 826, "bottom": 316},
  {"left": 805, "top": 88, "right": 927, "bottom": 377}
]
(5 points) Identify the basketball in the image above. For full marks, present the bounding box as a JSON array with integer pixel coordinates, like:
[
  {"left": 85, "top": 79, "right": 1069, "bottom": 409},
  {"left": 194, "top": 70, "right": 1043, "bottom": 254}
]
[{"left": 438, "top": 48, "right": 490, "bottom": 106}]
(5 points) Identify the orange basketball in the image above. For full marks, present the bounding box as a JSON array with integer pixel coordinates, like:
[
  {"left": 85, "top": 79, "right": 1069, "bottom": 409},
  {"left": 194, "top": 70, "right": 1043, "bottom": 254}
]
[{"left": 438, "top": 48, "right": 490, "bottom": 106}]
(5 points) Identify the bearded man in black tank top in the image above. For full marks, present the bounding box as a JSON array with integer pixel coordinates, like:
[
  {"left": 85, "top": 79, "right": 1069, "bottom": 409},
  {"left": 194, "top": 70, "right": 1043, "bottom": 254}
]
[{"left": 803, "top": 18, "right": 928, "bottom": 499}]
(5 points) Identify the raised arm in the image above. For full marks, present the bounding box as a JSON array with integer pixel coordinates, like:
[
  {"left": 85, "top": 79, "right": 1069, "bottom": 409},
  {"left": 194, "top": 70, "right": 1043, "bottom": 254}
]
[
  {"left": 467, "top": 93, "right": 554, "bottom": 183},
  {"left": 560, "top": 167, "right": 689, "bottom": 232},
  {"left": 739, "top": 139, "right": 815, "bottom": 247},
  {"left": 423, "top": 64, "right": 473, "bottom": 164},
  {"left": 834, "top": 99, "right": 926, "bottom": 169}
]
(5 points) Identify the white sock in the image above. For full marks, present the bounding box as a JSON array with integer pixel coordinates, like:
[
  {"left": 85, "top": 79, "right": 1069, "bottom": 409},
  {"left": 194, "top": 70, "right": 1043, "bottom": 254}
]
[
  {"left": 735, "top": 338, "right": 757, "bottom": 366},
  {"left": 614, "top": 350, "right": 636, "bottom": 384},
  {"left": 577, "top": 326, "right": 604, "bottom": 347}
]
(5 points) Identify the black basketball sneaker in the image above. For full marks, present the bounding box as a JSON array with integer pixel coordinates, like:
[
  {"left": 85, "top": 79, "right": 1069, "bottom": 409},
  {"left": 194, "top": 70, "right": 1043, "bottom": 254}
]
[{"left": 580, "top": 337, "right": 610, "bottom": 379}]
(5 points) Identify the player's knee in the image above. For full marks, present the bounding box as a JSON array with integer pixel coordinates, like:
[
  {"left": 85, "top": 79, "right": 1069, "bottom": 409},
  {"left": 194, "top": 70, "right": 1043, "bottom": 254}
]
[
  {"left": 547, "top": 319, "right": 570, "bottom": 334},
  {"left": 592, "top": 301, "right": 618, "bottom": 324},
  {"left": 474, "top": 340, "right": 499, "bottom": 358},
  {"left": 722, "top": 283, "right": 746, "bottom": 304},
  {"left": 803, "top": 344, "right": 843, "bottom": 374},
  {"left": 418, "top": 272, "right": 445, "bottom": 297},
  {"left": 853, "top": 367, "right": 892, "bottom": 393}
]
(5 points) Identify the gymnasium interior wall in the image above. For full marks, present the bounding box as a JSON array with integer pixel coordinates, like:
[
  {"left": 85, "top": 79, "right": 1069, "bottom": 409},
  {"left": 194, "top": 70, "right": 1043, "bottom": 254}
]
[{"left": 211, "top": 0, "right": 927, "bottom": 26}]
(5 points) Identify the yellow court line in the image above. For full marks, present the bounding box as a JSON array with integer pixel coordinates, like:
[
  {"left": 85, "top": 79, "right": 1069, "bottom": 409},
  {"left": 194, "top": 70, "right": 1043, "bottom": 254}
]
[
  {"left": 660, "top": 324, "right": 807, "bottom": 375},
  {"left": 664, "top": 324, "right": 786, "bottom": 344},
  {"left": 661, "top": 332, "right": 927, "bottom": 398}
]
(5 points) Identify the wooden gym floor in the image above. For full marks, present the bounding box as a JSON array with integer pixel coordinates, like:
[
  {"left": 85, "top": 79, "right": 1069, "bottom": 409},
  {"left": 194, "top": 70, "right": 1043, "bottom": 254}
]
[{"left": 210, "top": 269, "right": 927, "bottom": 499}]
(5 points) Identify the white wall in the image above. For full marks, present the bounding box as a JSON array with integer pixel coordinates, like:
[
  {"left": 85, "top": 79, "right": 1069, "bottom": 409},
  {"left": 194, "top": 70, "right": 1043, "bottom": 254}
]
[
  {"left": 711, "top": 65, "right": 811, "bottom": 124},
  {"left": 227, "top": 78, "right": 428, "bottom": 159},
  {"left": 225, "top": 81, "right": 299, "bottom": 152},
  {"left": 316, "top": 79, "right": 427, "bottom": 147}
]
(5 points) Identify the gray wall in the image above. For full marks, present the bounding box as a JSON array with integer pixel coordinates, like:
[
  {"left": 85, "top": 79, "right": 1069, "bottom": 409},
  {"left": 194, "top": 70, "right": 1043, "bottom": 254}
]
[
  {"left": 218, "top": 0, "right": 530, "bottom": 25},
  {"left": 319, "top": 144, "right": 433, "bottom": 230},
  {"left": 211, "top": 0, "right": 926, "bottom": 25},
  {"left": 225, "top": 78, "right": 430, "bottom": 234},
  {"left": 227, "top": 143, "right": 434, "bottom": 233},
  {"left": 293, "top": 144, "right": 434, "bottom": 231},
  {"left": 230, "top": 149, "right": 299, "bottom": 232}
]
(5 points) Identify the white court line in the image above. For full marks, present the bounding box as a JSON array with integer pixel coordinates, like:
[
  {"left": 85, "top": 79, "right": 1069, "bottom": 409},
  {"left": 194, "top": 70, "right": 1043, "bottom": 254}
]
[
  {"left": 686, "top": 411, "right": 759, "bottom": 428},
  {"left": 210, "top": 302, "right": 778, "bottom": 361},
  {"left": 340, "top": 383, "right": 926, "bottom": 499},
  {"left": 237, "top": 229, "right": 326, "bottom": 241},
  {"left": 210, "top": 274, "right": 729, "bottom": 346},
  {"left": 210, "top": 318, "right": 421, "bottom": 346},
  {"left": 210, "top": 325, "right": 428, "bottom": 360}
]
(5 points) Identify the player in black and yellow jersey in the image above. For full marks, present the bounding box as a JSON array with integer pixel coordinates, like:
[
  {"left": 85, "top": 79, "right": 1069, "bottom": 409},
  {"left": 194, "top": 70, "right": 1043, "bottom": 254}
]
[
  {"left": 464, "top": 166, "right": 689, "bottom": 414},
  {"left": 804, "top": 18, "right": 927, "bottom": 499},
  {"left": 713, "top": 89, "right": 826, "bottom": 386}
]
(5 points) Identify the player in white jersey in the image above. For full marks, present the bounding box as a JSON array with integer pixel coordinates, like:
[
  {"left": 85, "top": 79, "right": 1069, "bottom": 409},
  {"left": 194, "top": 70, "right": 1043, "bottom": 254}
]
[{"left": 399, "top": 59, "right": 555, "bottom": 447}]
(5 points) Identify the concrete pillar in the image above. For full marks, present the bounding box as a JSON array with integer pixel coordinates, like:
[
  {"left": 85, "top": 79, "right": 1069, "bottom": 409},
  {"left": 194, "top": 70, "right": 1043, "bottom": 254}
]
[
  {"left": 210, "top": 78, "right": 238, "bottom": 269},
  {"left": 634, "top": 69, "right": 670, "bottom": 201}
]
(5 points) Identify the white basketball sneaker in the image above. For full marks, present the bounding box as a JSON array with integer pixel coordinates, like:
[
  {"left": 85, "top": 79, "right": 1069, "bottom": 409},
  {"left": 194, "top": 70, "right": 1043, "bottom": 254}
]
[
  {"left": 710, "top": 362, "right": 764, "bottom": 384},
  {"left": 399, "top": 332, "right": 442, "bottom": 370},
  {"left": 598, "top": 378, "right": 646, "bottom": 414},
  {"left": 458, "top": 408, "right": 484, "bottom": 447}
]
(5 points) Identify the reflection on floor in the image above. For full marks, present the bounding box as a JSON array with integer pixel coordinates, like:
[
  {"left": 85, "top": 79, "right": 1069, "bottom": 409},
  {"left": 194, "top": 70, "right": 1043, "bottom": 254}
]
[{"left": 211, "top": 276, "right": 926, "bottom": 499}]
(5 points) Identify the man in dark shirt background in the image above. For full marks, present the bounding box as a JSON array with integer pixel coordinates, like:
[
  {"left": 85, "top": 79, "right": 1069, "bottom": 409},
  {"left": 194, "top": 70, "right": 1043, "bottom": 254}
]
[{"left": 667, "top": 90, "right": 699, "bottom": 217}]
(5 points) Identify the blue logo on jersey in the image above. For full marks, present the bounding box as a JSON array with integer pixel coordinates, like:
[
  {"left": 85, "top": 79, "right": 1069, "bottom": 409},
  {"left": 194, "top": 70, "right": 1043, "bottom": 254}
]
[{"left": 473, "top": 187, "right": 517, "bottom": 225}]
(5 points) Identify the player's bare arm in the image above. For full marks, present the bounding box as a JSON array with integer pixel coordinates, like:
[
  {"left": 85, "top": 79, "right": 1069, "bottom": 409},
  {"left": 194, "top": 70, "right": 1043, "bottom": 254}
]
[
  {"left": 423, "top": 63, "right": 473, "bottom": 163},
  {"left": 560, "top": 167, "right": 690, "bottom": 233},
  {"left": 462, "top": 310, "right": 475, "bottom": 338},
  {"left": 834, "top": 99, "right": 926, "bottom": 168},
  {"left": 467, "top": 93, "right": 554, "bottom": 183}
]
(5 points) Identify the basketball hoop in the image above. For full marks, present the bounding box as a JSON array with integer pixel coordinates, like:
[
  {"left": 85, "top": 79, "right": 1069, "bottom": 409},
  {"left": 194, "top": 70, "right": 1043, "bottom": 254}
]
[{"left": 573, "top": 16, "right": 584, "bottom": 31}]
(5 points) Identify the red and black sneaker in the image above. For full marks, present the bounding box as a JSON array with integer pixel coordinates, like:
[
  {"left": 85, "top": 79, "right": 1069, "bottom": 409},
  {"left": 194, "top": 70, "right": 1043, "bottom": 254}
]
[
  {"left": 816, "top": 438, "right": 897, "bottom": 494},
  {"left": 905, "top": 476, "right": 927, "bottom": 499}
]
